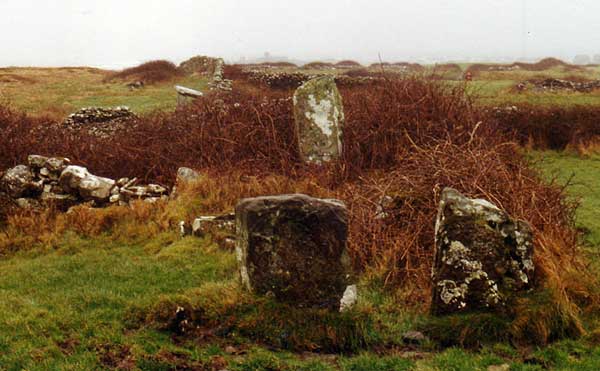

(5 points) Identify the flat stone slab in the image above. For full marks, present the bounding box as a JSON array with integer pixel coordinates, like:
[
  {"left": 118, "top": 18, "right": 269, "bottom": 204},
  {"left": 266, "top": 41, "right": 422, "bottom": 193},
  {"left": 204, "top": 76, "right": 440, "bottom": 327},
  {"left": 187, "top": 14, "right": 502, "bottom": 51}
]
[
  {"left": 235, "top": 194, "right": 351, "bottom": 310},
  {"left": 431, "top": 188, "right": 534, "bottom": 315}
]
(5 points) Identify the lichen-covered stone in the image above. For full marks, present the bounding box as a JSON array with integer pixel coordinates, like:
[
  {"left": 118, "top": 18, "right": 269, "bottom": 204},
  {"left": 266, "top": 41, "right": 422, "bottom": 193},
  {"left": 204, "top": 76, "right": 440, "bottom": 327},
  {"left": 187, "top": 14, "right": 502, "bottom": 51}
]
[
  {"left": 59, "top": 165, "right": 115, "bottom": 202},
  {"left": 0, "top": 165, "right": 42, "bottom": 198},
  {"left": 176, "top": 167, "right": 202, "bottom": 184},
  {"left": 235, "top": 194, "right": 352, "bottom": 310},
  {"left": 293, "top": 76, "right": 344, "bottom": 164},
  {"left": 27, "top": 155, "right": 49, "bottom": 169},
  {"left": 431, "top": 188, "right": 534, "bottom": 315}
]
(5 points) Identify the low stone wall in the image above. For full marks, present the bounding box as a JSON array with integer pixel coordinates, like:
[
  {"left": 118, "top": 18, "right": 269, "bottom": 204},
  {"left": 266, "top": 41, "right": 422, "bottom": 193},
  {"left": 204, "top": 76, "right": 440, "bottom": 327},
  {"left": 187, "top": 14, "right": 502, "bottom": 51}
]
[{"left": 0, "top": 155, "right": 168, "bottom": 210}]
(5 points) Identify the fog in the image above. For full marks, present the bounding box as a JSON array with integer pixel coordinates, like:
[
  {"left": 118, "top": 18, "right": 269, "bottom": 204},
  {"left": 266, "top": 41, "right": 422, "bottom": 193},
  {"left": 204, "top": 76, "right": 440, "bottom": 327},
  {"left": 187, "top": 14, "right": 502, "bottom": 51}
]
[{"left": 1, "top": 0, "right": 600, "bottom": 68}]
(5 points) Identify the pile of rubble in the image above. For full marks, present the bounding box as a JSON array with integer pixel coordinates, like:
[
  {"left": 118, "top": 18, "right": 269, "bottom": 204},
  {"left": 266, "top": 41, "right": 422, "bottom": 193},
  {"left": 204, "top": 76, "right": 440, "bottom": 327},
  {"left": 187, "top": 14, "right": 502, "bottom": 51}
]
[
  {"left": 208, "top": 58, "right": 232, "bottom": 91},
  {"left": 517, "top": 78, "right": 600, "bottom": 93},
  {"left": 0, "top": 155, "right": 168, "bottom": 210},
  {"left": 246, "top": 71, "right": 382, "bottom": 90},
  {"left": 248, "top": 71, "right": 312, "bottom": 89},
  {"left": 61, "top": 106, "right": 137, "bottom": 138}
]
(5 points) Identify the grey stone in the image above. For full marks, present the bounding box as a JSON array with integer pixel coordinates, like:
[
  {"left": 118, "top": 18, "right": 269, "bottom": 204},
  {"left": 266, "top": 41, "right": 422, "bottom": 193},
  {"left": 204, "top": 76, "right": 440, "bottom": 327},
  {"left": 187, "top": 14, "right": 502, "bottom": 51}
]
[
  {"left": 44, "top": 157, "right": 70, "bottom": 173},
  {"left": 27, "top": 155, "right": 49, "bottom": 169},
  {"left": 1, "top": 165, "right": 41, "bottom": 198},
  {"left": 59, "top": 165, "right": 115, "bottom": 202},
  {"left": 176, "top": 167, "right": 202, "bottom": 184},
  {"left": 192, "top": 214, "right": 236, "bottom": 248},
  {"left": 339, "top": 284, "right": 358, "bottom": 312},
  {"left": 293, "top": 76, "right": 344, "bottom": 164},
  {"left": 235, "top": 194, "right": 351, "bottom": 309},
  {"left": 147, "top": 184, "right": 167, "bottom": 195},
  {"left": 431, "top": 188, "right": 534, "bottom": 315}
]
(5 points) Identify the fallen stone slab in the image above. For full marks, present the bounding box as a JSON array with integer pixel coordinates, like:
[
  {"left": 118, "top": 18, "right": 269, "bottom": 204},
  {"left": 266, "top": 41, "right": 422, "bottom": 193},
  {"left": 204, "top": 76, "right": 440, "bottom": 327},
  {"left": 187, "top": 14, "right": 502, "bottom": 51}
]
[
  {"left": 59, "top": 165, "right": 115, "bottom": 202},
  {"left": 235, "top": 194, "right": 352, "bottom": 310}
]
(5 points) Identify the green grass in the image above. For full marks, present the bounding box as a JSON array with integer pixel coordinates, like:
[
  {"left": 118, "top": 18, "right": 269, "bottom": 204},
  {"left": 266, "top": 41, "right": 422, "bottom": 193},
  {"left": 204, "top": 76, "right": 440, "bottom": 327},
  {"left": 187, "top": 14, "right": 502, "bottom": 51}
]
[
  {"left": 532, "top": 151, "right": 600, "bottom": 246},
  {"left": 0, "top": 67, "right": 208, "bottom": 118},
  {"left": 0, "top": 235, "right": 235, "bottom": 369}
]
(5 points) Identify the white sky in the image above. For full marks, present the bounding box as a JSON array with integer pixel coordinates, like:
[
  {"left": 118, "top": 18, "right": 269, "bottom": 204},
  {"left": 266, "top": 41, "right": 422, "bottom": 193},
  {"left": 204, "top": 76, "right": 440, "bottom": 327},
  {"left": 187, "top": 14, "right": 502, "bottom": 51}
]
[{"left": 1, "top": 0, "right": 600, "bottom": 68}]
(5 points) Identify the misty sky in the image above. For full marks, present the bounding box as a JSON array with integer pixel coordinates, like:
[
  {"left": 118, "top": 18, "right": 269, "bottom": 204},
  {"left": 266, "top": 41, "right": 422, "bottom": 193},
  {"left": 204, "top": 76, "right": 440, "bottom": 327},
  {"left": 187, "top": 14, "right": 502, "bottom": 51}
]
[{"left": 1, "top": 0, "right": 600, "bottom": 68}]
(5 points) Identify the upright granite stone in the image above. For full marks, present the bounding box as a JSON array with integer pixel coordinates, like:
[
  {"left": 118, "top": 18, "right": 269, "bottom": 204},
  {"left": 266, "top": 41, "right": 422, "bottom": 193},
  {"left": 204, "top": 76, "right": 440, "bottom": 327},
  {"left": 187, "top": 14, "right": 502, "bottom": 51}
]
[
  {"left": 235, "top": 194, "right": 352, "bottom": 310},
  {"left": 293, "top": 76, "right": 344, "bottom": 164},
  {"left": 431, "top": 188, "right": 534, "bottom": 315}
]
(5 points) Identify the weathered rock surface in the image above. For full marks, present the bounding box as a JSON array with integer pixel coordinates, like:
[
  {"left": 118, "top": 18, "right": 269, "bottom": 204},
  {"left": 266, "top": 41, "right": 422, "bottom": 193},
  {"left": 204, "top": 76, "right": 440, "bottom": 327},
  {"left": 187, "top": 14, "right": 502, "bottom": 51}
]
[
  {"left": 0, "top": 165, "right": 41, "bottom": 198},
  {"left": 59, "top": 166, "right": 115, "bottom": 202},
  {"left": 235, "top": 194, "right": 352, "bottom": 310},
  {"left": 431, "top": 188, "right": 534, "bottom": 315},
  {"left": 293, "top": 76, "right": 344, "bottom": 164},
  {"left": 176, "top": 167, "right": 202, "bottom": 185},
  {"left": 339, "top": 284, "right": 358, "bottom": 312},
  {"left": 191, "top": 213, "right": 236, "bottom": 249}
]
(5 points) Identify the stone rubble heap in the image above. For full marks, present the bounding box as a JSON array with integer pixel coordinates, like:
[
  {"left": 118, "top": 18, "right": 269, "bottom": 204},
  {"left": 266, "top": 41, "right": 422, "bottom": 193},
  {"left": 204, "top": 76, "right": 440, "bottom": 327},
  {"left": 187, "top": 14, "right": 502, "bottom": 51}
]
[
  {"left": 61, "top": 106, "right": 137, "bottom": 138},
  {"left": 517, "top": 78, "right": 600, "bottom": 93},
  {"left": 246, "top": 70, "right": 382, "bottom": 90},
  {"left": 0, "top": 155, "right": 168, "bottom": 210},
  {"left": 208, "top": 58, "right": 233, "bottom": 92}
]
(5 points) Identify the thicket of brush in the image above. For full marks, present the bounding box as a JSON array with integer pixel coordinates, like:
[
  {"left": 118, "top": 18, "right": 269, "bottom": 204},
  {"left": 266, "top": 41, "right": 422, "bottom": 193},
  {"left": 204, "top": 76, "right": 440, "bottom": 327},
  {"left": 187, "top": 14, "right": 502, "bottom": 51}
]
[
  {"left": 493, "top": 104, "right": 600, "bottom": 152},
  {"left": 0, "top": 76, "right": 596, "bottom": 346},
  {"left": 103, "top": 60, "right": 183, "bottom": 84}
]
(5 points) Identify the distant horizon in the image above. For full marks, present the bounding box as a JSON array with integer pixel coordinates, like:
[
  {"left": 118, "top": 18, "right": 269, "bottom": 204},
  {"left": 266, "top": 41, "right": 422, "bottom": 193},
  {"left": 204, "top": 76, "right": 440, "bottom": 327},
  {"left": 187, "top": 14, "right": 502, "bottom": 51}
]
[
  {"left": 1, "top": 54, "right": 592, "bottom": 70},
  {"left": 3, "top": 1, "right": 600, "bottom": 69}
]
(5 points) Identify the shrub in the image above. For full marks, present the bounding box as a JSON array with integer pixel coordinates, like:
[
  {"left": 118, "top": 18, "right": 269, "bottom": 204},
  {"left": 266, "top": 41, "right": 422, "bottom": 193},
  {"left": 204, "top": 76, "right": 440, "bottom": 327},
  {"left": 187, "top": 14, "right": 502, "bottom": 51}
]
[{"left": 104, "top": 60, "right": 182, "bottom": 84}]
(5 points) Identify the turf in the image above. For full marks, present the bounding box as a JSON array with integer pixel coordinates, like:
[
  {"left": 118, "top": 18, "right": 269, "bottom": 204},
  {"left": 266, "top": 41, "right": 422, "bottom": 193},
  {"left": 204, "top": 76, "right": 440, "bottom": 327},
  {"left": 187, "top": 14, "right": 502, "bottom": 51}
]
[{"left": 0, "top": 67, "right": 208, "bottom": 119}]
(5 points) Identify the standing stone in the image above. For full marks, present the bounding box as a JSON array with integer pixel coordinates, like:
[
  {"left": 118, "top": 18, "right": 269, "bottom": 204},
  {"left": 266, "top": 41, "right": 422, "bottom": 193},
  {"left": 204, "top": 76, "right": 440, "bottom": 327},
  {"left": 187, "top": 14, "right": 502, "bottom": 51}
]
[
  {"left": 293, "top": 76, "right": 344, "bottom": 164},
  {"left": 431, "top": 188, "right": 534, "bottom": 315},
  {"left": 235, "top": 194, "right": 352, "bottom": 310}
]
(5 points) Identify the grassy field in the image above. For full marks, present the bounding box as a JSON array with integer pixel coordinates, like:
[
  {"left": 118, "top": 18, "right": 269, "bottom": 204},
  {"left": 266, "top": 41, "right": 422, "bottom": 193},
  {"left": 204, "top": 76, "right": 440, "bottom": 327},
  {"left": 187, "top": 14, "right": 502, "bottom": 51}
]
[
  {"left": 0, "top": 67, "right": 208, "bottom": 119},
  {"left": 0, "top": 191, "right": 600, "bottom": 370}
]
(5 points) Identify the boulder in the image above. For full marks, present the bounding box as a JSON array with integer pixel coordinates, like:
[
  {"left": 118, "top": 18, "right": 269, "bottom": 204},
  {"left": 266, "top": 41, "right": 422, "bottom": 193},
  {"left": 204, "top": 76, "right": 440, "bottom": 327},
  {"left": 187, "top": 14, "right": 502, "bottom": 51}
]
[
  {"left": 176, "top": 167, "right": 202, "bottom": 184},
  {"left": 59, "top": 165, "right": 115, "bottom": 202},
  {"left": 235, "top": 194, "right": 352, "bottom": 310},
  {"left": 44, "top": 157, "right": 70, "bottom": 173},
  {"left": 192, "top": 213, "right": 236, "bottom": 249},
  {"left": 27, "top": 155, "right": 48, "bottom": 169},
  {"left": 293, "top": 76, "right": 344, "bottom": 164},
  {"left": 0, "top": 165, "right": 41, "bottom": 198},
  {"left": 339, "top": 284, "right": 358, "bottom": 312},
  {"left": 431, "top": 188, "right": 534, "bottom": 315}
]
